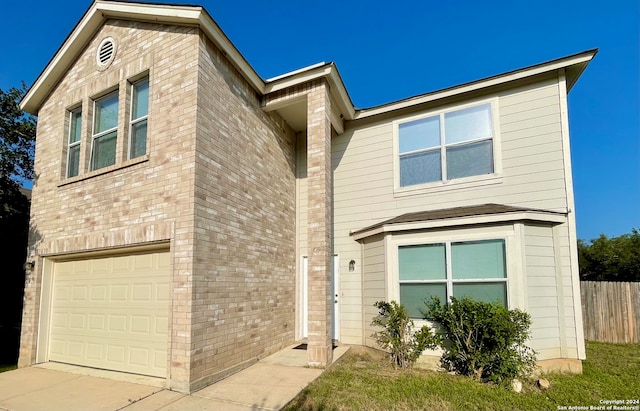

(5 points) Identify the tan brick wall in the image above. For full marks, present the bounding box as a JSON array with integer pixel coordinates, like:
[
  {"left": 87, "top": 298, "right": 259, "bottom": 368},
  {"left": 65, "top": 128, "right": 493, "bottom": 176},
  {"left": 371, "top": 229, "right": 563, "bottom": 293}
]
[
  {"left": 20, "top": 20, "right": 200, "bottom": 391},
  {"left": 187, "top": 32, "right": 297, "bottom": 390},
  {"left": 306, "top": 81, "right": 333, "bottom": 366}
]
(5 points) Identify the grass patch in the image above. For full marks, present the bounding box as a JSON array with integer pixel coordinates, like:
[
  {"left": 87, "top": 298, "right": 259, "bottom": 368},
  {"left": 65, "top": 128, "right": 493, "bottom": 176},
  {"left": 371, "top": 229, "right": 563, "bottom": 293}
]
[
  {"left": 0, "top": 364, "right": 17, "bottom": 373},
  {"left": 283, "top": 342, "right": 640, "bottom": 411}
]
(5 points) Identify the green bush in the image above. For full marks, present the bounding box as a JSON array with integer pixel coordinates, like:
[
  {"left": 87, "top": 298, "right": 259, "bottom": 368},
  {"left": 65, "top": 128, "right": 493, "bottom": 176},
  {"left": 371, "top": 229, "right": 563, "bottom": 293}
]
[
  {"left": 424, "top": 297, "right": 536, "bottom": 384},
  {"left": 372, "top": 300, "right": 440, "bottom": 369}
]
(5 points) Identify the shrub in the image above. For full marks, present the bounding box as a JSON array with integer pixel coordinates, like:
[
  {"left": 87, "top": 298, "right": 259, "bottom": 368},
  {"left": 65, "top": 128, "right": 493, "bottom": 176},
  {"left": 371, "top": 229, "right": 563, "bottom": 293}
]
[
  {"left": 372, "top": 300, "right": 440, "bottom": 369},
  {"left": 424, "top": 296, "right": 536, "bottom": 384}
]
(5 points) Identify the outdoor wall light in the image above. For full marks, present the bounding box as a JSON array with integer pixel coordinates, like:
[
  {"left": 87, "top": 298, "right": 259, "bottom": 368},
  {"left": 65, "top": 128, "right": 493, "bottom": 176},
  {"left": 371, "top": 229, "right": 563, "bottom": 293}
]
[
  {"left": 23, "top": 261, "right": 35, "bottom": 272},
  {"left": 349, "top": 260, "right": 356, "bottom": 272}
]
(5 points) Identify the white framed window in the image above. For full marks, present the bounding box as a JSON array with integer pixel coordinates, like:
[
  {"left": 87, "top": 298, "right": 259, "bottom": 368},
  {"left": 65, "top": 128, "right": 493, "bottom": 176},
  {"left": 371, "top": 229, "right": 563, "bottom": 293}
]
[
  {"left": 90, "top": 91, "right": 119, "bottom": 171},
  {"left": 398, "top": 239, "right": 508, "bottom": 318},
  {"left": 129, "top": 77, "right": 149, "bottom": 159},
  {"left": 397, "top": 101, "right": 496, "bottom": 188},
  {"left": 66, "top": 107, "right": 82, "bottom": 178}
]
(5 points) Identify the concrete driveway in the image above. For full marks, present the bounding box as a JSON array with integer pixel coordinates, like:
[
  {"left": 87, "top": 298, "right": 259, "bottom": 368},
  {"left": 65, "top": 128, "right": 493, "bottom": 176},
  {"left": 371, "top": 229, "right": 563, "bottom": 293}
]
[{"left": 0, "top": 345, "right": 348, "bottom": 411}]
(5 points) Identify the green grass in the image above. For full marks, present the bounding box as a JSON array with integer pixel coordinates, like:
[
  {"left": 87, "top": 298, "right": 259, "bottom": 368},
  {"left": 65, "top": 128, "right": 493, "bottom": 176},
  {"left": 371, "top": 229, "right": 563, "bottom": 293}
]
[
  {"left": 283, "top": 341, "right": 640, "bottom": 411},
  {"left": 0, "top": 364, "right": 17, "bottom": 373}
]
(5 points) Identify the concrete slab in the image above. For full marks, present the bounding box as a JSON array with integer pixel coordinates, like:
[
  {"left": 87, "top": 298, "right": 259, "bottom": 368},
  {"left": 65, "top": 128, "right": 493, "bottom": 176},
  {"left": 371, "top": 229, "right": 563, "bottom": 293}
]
[
  {"left": 0, "top": 368, "right": 161, "bottom": 411},
  {"left": 0, "top": 345, "right": 351, "bottom": 411},
  {"left": 150, "top": 395, "right": 258, "bottom": 411},
  {"left": 35, "top": 362, "right": 165, "bottom": 388},
  {"left": 119, "top": 389, "right": 184, "bottom": 411},
  {"left": 0, "top": 368, "right": 80, "bottom": 401},
  {"left": 194, "top": 363, "right": 322, "bottom": 411}
]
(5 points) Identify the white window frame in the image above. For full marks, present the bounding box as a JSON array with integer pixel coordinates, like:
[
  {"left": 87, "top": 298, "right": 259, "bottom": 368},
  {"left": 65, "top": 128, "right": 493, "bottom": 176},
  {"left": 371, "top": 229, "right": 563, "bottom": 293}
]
[
  {"left": 393, "top": 98, "right": 502, "bottom": 194},
  {"left": 89, "top": 90, "right": 119, "bottom": 171},
  {"left": 66, "top": 107, "right": 82, "bottom": 178},
  {"left": 128, "top": 77, "right": 149, "bottom": 159},
  {"left": 388, "top": 226, "right": 518, "bottom": 319}
]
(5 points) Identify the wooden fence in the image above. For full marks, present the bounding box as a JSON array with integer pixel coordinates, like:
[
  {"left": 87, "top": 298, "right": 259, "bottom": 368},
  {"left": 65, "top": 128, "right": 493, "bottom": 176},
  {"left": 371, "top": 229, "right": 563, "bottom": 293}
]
[{"left": 580, "top": 281, "right": 640, "bottom": 343}]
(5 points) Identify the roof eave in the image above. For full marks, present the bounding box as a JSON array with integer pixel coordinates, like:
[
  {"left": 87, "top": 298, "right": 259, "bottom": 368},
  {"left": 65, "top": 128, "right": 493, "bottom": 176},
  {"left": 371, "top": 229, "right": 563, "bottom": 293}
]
[
  {"left": 263, "top": 62, "right": 356, "bottom": 121},
  {"left": 20, "top": 0, "right": 267, "bottom": 114},
  {"left": 351, "top": 210, "right": 567, "bottom": 241},
  {"left": 353, "top": 48, "right": 599, "bottom": 120}
]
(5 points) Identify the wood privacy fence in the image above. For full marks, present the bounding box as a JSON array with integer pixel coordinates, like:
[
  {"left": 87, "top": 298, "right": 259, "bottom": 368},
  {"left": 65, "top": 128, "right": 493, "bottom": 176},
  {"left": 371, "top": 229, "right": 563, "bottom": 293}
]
[{"left": 580, "top": 281, "right": 640, "bottom": 343}]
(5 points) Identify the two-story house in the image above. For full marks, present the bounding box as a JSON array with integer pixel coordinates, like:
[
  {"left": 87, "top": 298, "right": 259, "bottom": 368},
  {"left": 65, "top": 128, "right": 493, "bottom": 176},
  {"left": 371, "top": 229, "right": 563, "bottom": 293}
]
[{"left": 18, "top": 0, "right": 596, "bottom": 393}]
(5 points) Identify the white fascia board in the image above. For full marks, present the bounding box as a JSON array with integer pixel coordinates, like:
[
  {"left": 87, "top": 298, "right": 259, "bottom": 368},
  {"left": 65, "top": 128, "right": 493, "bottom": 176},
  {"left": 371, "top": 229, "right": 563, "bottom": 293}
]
[
  {"left": 20, "top": 2, "right": 102, "bottom": 113},
  {"left": 265, "top": 62, "right": 327, "bottom": 82},
  {"left": 354, "top": 51, "right": 597, "bottom": 120},
  {"left": 20, "top": 0, "right": 267, "bottom": 113},
  {"left": 196, "top": 12, "right": 265, "bottom": 94},
  {"left": 264, "top": 63, "right": 356, "bottom": 121},
  {"left": 351, "top": 211, "right": 567, "bottom": 241}
]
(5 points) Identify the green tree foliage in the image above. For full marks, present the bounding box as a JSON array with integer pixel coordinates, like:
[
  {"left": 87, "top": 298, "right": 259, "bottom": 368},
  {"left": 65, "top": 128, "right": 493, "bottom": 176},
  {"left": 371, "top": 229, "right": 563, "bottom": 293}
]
[
  {"left": 0, "top": 83, "right": 35, "bottom": 364},
  {"left": 372, "top": 301, "right": 440, "bottom": 369},
  {"left": 578, "top": 228, "right": 640, "bottom": 282},
  {"left": 424, "top": 297, "right": 536, "bottom": 384},
  {"left": 1, "top": 83, "right": 35, "bottom": 219}
]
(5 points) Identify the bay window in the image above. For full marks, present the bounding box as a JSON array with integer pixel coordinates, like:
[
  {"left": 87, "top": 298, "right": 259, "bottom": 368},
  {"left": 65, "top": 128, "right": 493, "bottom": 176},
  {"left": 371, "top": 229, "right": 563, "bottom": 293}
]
[{"left": 399, "top": 239, "right": 507, "bottom": 318}]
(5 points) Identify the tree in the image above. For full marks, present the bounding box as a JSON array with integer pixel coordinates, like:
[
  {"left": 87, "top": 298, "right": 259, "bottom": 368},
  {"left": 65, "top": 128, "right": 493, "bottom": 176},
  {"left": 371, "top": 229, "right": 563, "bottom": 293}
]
[
  {"left": 578, "top": 228, "right": 640, "bottom": 282},
  {"left": 1, "top": 83, "right": 35, "bottom": 219},
  {"left": 0, "top": 83, "right": 35, "bottom": 365}
]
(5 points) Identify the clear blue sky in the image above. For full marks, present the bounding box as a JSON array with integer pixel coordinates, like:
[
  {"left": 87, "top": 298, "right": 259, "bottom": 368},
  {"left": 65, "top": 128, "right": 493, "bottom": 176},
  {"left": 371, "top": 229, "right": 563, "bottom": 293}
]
[{"left": 1, "top": 0, "right": 638, "bottom": 240}]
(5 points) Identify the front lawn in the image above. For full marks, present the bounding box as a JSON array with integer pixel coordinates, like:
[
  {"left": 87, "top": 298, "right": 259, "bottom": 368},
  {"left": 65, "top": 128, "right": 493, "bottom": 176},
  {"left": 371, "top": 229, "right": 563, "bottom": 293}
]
[
  {"left": 0, "top": 364, "right": 17, "bottom": 373},
  {"left": 283, "top": 341, "right": 640, "bottom": 411}
]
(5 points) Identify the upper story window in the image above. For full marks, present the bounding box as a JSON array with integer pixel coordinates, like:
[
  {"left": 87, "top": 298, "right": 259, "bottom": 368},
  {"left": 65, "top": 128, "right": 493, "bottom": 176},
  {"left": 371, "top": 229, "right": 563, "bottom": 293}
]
[
  {"left": 398, "top": 239, "right": 507, "bottom": 318},
  {"left": 398, "top": 103, "right": 495, "bottom": 187},
  {"left": 66, "top": 108, "right": 82, "bottom": 178},
  {"left": 90, "top": 91, "right": 119, "bottom": 171},
  {"left": 129, "top": 78, "right": 149, "bottom": 159}
]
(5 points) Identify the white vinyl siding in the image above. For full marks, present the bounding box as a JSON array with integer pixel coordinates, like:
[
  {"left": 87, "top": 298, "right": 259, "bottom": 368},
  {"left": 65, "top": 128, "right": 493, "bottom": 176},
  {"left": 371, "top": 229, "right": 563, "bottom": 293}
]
[
  {"left": 362, "top": 234, "right": 386, "bottom": 347},
  {"left": 524, "top": 224, "right": 577, "bottom": 360},
  {"left": 332, "top": 76, "right": 579, "bottom": 351}
]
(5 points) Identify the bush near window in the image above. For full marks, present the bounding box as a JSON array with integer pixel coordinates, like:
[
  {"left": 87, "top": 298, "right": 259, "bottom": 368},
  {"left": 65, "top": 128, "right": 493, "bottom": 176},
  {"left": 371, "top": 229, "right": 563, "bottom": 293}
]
[
  {"left": 424, "top": 296, "right": 536, "bottom": 384},
  {"left": 372, "top": 301, "right": 440, "bottom": 369}
]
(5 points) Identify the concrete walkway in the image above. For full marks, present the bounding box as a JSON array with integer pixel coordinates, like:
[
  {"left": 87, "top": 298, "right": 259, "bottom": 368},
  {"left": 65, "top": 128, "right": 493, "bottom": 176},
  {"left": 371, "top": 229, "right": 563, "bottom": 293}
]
[{"left": 0, "top": 345, "right": 349, "bottom": 411}]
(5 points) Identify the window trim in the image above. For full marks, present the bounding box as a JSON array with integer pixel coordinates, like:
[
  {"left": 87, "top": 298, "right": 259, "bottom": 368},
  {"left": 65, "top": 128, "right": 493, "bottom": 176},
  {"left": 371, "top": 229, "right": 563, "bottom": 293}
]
[
  {"left": 128, "top": 77, "right": 149, "bottom": 159},
  {"left": 66, "top": 107, "right": 82, "bottom": 178},
  {"left": 393, "top": 97, "right": 502, "bottom": 194},
  {"left": 89, "top": 90, "right": 119, "bottom": 171}
]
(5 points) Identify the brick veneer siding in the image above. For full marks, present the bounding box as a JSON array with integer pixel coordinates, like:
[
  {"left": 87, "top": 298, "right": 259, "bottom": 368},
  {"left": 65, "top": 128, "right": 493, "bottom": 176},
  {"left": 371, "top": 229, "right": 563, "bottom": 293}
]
[
  {"left": 186, "top": 33, "right": 297, "bottom": 391},
  {"left": 19, "top": 20, "right": 200, "bottom": 391},
  {"left": 306, "top": 81, "right": 333, "bottom": 366}
]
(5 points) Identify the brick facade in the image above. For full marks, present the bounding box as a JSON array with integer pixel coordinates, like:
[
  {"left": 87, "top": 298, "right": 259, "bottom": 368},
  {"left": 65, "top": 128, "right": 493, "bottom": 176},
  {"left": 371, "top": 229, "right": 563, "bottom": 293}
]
[
  {"left": 20, "top": 18, "right": 300, "bottom": 393},
  {"left": 305, "top": 82, "right": 333, "bottom": 366}
]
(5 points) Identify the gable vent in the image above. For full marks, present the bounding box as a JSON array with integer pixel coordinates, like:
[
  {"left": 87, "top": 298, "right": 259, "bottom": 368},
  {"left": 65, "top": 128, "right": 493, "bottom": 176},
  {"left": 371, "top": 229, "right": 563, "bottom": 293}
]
[{"left": 96, "top": 38, "right": 116, "bottom": 67}]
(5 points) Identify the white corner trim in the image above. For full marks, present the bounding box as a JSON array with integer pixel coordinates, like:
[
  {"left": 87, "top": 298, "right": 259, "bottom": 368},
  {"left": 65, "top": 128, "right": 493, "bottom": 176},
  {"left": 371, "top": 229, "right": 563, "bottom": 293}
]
[{"left": 558, "top": 69, "right": 586, "bottom": 360}]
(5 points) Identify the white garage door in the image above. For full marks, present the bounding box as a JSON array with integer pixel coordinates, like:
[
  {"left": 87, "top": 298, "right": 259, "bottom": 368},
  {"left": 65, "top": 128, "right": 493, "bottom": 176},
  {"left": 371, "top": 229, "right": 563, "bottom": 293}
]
[{"left": 49, "top": 251, "right": 170, "bottom": 377}]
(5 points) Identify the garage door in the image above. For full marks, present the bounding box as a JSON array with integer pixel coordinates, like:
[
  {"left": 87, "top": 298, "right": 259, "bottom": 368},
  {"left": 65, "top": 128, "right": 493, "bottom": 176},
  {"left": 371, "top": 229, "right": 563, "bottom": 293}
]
[{"left": 49, "top": 251, "right": 170, "bottom": 377}]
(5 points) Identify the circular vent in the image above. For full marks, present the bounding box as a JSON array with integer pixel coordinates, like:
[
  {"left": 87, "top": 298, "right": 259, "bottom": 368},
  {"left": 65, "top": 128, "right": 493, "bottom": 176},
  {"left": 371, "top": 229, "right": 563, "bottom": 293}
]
[{"left": 96, "top": 38, "right": 116, "bottom": 67}]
